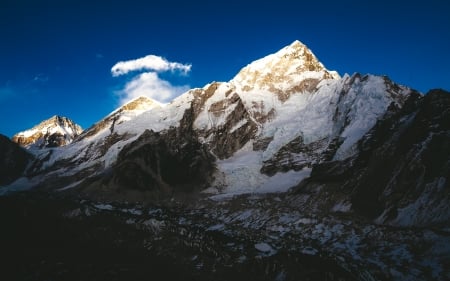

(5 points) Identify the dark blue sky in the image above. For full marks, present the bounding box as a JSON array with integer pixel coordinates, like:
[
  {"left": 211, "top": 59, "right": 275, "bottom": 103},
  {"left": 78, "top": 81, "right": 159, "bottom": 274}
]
[{"left": 1, "top": 0, "right": 449, "bottom": 137}]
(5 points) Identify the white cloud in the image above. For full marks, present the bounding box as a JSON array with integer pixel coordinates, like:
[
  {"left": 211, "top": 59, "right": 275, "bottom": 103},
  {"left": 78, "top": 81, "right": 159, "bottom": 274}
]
[
  {"left": 117, "top": 72, "right": 190, "bottom": 105},
  {"left": 112, "top": 54, "right": 192, "bottom": 105},
  {"left": 111, "top": 55, "right": 191, "bottom": 77}
]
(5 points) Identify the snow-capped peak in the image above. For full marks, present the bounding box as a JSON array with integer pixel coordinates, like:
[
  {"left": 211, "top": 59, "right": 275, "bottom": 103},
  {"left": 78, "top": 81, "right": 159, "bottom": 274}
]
[
  {"left": 231, "top": 40, "right": 340, "bottom": 100},
  {"left": 118, "top": 95, "right": 163, "bottom": 112},
  {"left": 12, "top": 115, "right": 83, "bottom": 148},
  {"left": 75, "top": 96, "right": 163, "bottom": 142}
]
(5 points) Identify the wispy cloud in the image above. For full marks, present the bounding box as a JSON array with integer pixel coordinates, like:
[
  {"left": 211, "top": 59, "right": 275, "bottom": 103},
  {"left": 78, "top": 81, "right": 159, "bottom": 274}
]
[
  {"left": 112, "top": 54, "right": 191, "bottom": 105},
  {"left": 111, "top": 55, "right": 191, "bottom": 77},
  {"left": 32, "top": 74, "right": 49, "bottom": 83},
  {"left": 96, "top": 53, "right": 104, "bottom": 59}
]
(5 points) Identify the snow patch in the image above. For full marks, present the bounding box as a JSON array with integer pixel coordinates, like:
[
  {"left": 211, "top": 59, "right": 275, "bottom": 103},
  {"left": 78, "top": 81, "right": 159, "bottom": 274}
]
[
  {"left": 0, "top": 177, "right": 34, "bottom": 195},
  {"left": 230, "top": 119, "right": 248, "bottom": 133},
  {"left": 207, "top": 224, "right": 226, "bottom": 231},
  {"left": 331, "top": 201, "right": 352, "bottom": 213},
  {"left": 254, "top": 242, "right": 277, "bottom": 255},
  {"left": 56, "top": 180, "right": 83, "bottom": 191},
  {"left": 94, "top": 204, "right": 114, "bottom": 211}
]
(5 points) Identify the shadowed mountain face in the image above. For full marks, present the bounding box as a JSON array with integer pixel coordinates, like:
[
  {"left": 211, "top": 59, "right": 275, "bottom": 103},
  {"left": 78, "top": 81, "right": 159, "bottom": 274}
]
[
  {"left": 0, "top": 134, "right": 32, "bottom": 185},
  {"left": 75, "top": 112, "right": 217, "bottom": 202},
  {"left": 292, "top": 89, "right": 450, "bottom": 226}
]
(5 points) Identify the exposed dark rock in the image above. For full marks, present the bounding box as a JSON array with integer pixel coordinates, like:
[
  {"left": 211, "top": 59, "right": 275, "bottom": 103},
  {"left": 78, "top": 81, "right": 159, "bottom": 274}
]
[
  {"left": 309, "top": 158, "right": 354, "bottom": 182},
  {"left": 45, "top": 132, "right": 68, "bottom": 147},
  {"left": 116, "top": 130, "right": 215, "bottom": 192},
  {"left": 199, "top": 92, "right": 258, "bottom": 160},
  {"left": 77, "top": 108, "right": 216, "bottom": 201},
  {"left": 190, "top": 82, "right": 221, "bottom": 119},
  {"left": 253, "top": 136, "right": 274, "bottom": 151},
  {"left": 293, "top": 90, "right": 450, "bottom": 226},
  {"left": 261, "top": 136, "right": 328, "bottom": 176},
  {"left": 0, "top": 134, "right": 33, "bottom": 185}
]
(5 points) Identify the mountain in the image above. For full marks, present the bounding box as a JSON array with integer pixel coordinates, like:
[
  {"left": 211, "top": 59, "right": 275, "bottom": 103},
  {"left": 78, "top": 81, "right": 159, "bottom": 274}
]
[
  {"left": 17, "top": 41, "right": 415, "bottom": 199},
  {"left": 3, "top": 40, "right": 448, "bottom": 220},
  {"left": 10, "top": 41, "right": 418, "bottom": 197},
  {"left": 2, "top": 40, "right": 449, "bottom": 281},
  {"left": 12, "top": 115, "right": 83, "bottom": 148}
]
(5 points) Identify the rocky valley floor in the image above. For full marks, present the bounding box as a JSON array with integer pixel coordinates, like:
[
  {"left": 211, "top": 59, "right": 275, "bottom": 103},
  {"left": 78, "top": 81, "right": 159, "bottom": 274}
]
[{"left": 1, "top": 192, "right": 449, "bottom": 281}]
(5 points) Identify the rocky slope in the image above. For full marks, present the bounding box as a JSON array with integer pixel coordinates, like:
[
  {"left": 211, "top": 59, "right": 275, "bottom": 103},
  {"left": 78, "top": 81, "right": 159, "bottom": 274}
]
[
  {"left": 288, "top": 89, "right": 450, "bottom": 226},
  {"left": 12, "top": 115, "right": 83, "bottom": 148}
]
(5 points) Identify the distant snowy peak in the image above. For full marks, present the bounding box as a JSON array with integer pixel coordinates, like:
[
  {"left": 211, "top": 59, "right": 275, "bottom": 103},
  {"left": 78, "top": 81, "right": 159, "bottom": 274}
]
[
  {"left": 12, "top": 115, "right": 83, "bottom": 148},
  {"left": 232, "top": 40, "right": 340, "bottom": 101},
  {"left": 76, "top": 96, "right": 161, "bottom": 141}
]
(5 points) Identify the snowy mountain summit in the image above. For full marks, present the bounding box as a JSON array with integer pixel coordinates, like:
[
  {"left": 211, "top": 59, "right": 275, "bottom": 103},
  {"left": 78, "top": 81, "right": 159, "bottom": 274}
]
[
  {"left": 12, "top": 115, "right": 82, "bottom": 148},
  {"left": 232, "top": 40, "right": 340, "bottom": 101}
]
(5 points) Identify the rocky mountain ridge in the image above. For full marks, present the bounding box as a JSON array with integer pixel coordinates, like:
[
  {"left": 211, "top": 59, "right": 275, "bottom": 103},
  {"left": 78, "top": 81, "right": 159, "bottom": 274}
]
[{"left": 12, "top": 115, "right": 82, "bottom": 148}]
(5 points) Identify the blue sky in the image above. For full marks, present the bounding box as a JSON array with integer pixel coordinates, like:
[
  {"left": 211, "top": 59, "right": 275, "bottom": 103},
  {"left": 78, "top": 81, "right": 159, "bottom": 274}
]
[{"left": 1, "top": 0, "right": 449, "bottom": 137}]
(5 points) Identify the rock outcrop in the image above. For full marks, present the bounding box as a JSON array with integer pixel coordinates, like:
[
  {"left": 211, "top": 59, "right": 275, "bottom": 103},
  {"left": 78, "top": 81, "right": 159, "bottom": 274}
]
[
  {"left": 291, "top": 89, "right": 450, "bottom": 226},
  {"left": 12, "top": 115, "right": 82, "bottom": 148}
]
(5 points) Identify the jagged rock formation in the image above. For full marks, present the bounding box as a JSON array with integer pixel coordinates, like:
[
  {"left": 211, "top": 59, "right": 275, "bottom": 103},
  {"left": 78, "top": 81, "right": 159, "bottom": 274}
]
[
  {"left": 12, "top": 115, "right": 82, "bottom": 148},
  {"left": 78, "top": 96, "right": 160, "bottom": 139},
  {"left": 291, "top": 89, "right": 450, "bottom": 226},
  {"left": 0, "top": 134, "right": 33, "bottom": 185},
  {"left": 76, "top": 109, "right": 216, "bottom": 201}
]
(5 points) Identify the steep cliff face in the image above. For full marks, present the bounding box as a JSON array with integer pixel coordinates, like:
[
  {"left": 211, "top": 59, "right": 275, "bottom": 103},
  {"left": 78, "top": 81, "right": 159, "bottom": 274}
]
[
  {"left": 0, "top": 134, "right": 33, "bottom": 185},
  {"left": 12, "top": 115, "right": 82, "bottom": 148},
  {"left": 76, "top": 109, "right": 216, "bottom": 201},
  {"left": 291, "top": 89, "right": 450, "bottom": 226},
  {"left": 355, "top": 89, "right": 450, "bottom": 226},
  {"left": 77, "top": 96, "right": 160, "bottom": 140}
]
